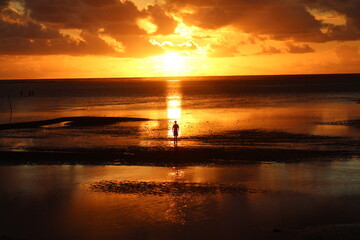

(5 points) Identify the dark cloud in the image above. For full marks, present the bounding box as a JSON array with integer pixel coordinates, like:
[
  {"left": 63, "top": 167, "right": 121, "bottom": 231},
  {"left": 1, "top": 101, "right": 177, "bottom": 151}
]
[
  {"left": 172, "top": 1, "right": 326, "bottom": 42},
  {"left": 166, "top": 0, "right": 271, "bottom": 8},
  {"left": 23, "top": 0, "right": 178, "bottom": 36},
  {"left": 0, "top": 0, "right": 172, "bottom": 57},
  {"left": 0, "top": 28, "right": 164, "bottom": 57},
  {"left": 0, "top": 21, "right": 59, "bottom": 39},
  {"left": 286, "top": 43, "right": 315, "bottom": 53},
  {"left": 257, "top": 46, "right": 283, "bottom": 55},
  {"left": 256, "top": 43, "right": 314, "bottom": 55},
  {"left": 300, "top": 0, "right": 360, "bottom": 41},
  {"left": 0, "top": 27, "right": 124, "bottom": 56},
  {"left": 0, "top": 37, "right": 84, "bottom": 55},
  {"left": 83, "top": 0, "right": 119, "bottom": 7},
  {"left": 0, "top": 7, "right": 82, "bottom": 55},
  {"left": 167, "top": 0, "right": 360, "bottom": 42},
  {"left": 100, "top": 22, "right": 145, "bottom": 36},
  {"left": 0, "top": 9, "right": 60, "bottom": 39},
  {"left": 1, "top": 0, "right": 359, "bottom": 58},
  {"left": 23, "top": 0, "right": 143, "bottom": 33},
  {"left": 181, "top": 7, "right": 231, "bottom": 30},
  {"left": 240, "top": 5, "right": 325, "bottom": 42},
  {"left": 145, "top": 4, "right": 178, "bottom": 35},
  {"left": 0, "top": 0, "right": 9, "bottom": 9}
]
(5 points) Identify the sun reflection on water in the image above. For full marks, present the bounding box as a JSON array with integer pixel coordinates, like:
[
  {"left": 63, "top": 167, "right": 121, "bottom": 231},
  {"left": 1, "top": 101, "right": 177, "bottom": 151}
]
[
  {"left": 165, "top": 167, "right": 189, "bottom": 225},
  {"left": 167, "top": 80, "right": 182, "bottom": 139}
]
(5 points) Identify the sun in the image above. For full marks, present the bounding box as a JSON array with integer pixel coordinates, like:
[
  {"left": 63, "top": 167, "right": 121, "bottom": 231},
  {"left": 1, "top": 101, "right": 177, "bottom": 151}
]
[
  {"left": 162, "top": 52, "right": 184, "bottom": 72},
  {"left": 149, "top": 51, "right": 191, "bottom": 76}
]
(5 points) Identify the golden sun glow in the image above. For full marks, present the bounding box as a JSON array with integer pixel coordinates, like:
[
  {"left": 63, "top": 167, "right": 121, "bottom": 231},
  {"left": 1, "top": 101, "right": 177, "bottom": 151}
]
[
  {"left": 162, "top": 52, "right": 185, "bottom": 72},
  {"left": 167, "top": 80, "right": 182, "bottom": 138},
  {"left": 2, "top": 0, "right": 360, "bottom": 80}
]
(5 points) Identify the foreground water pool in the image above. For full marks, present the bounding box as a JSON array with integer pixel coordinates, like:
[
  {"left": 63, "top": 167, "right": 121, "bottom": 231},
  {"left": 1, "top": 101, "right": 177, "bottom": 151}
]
[{"left": 1, "top": 160, "right": 360, "bottom": 240}]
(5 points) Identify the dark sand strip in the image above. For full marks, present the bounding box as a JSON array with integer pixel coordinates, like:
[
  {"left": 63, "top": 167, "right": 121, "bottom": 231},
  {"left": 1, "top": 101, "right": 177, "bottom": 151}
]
[
  {"left": 0, "top": 116, "right": 150, "bottom": 130},
  {"left": 0, "top": 147, "right": 356, "bottom": 166},
  {"left": 317, "top": 119, "right": 360, "bottom": 128},
  {"left": 193, "top": 129, "right": 350, "bottom": 145},
  {"left": 91, "top": 180, "right": 250, "bottom": 195}
]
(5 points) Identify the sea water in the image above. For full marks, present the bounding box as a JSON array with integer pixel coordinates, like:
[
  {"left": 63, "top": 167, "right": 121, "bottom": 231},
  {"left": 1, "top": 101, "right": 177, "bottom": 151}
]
[
  {"left": 1, "top": 162, "right": 360, "bottom": 240},
  {"left": 1, "top": 74, "right": 360, "bottom": 151},
  {"left": 1, "top": 75, "right": 360, "bottom": 240}
]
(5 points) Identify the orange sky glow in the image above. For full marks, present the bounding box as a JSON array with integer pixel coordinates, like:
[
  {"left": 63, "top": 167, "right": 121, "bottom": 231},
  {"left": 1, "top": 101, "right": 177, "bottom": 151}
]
[{"left": 0, "top": 0, "right": 359, "bottom": 79}]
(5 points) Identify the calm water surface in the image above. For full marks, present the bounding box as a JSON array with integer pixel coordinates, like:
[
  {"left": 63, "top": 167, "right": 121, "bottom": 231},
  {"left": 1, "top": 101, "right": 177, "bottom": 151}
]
[
  {"left": 1, "top": 161, "right": 360, "bottom": 240},
  {"left": 1, "top": 75, "right": 360, "bottom": 150},
  {"left": 1, "top": 75, "right": 360, "bottom": 239}
]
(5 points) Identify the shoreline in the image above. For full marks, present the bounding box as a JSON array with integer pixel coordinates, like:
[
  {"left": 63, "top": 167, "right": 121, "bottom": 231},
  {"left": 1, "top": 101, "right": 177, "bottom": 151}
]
[
  {"left": 0, "top": 146, "right": 356, "bottom": 166},
  {"left": 1, "top": 116, "right": 359, "bottom": 166}
]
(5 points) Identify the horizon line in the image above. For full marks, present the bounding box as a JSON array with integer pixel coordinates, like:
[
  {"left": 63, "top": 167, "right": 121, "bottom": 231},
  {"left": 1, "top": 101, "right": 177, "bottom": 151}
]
[{"left": 1, "top": 72, "right": 359, "bottom": 81}]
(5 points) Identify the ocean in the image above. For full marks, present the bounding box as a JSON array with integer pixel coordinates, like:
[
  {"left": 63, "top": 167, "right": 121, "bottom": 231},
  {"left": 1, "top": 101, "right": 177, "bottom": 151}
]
[
  {"left": 1, "top": 74, "right": 360, "bottom": 151},
  {"left": 1, "top": 74, "right": 360, "bottom": 240}
]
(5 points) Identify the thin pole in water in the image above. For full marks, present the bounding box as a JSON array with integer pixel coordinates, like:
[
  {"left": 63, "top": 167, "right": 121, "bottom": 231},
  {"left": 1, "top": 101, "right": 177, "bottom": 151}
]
[{"left": 8, "top": 94, "right": 12, "bottom": 113}]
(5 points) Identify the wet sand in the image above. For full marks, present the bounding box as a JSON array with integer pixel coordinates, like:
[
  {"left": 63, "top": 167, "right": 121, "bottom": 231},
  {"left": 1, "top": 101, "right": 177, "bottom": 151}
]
[
  {"left": 1, "top": 116, "right": 359, "bottom": 165},
  {"left": 1, "top": 164, "right": 360, "bottom": 240},
  {"left": 1, "top": 116, "right": 360, "bottom": 239},
  {"left": 0, "top": 145, "right": 357, "bottom": 166}
]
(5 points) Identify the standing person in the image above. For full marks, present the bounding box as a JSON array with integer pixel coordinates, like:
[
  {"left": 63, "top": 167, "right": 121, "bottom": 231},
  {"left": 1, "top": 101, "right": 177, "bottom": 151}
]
[{"left": 172, "top": 121, "right": 179, "bottom": 144}]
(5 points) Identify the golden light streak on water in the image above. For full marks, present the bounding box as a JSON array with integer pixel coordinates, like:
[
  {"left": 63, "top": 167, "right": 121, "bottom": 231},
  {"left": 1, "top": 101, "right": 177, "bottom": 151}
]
[{"left": 167, "top": 80, "right": 182, "bottom": 138}]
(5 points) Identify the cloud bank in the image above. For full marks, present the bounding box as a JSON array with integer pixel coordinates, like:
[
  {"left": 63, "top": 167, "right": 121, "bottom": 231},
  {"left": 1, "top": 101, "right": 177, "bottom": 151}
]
[
  {"left": 0, "top": 0, "right": 178, "bottom": 56},
  {"left": 0, "top": 0, "right": 359, "bottom": 57}
]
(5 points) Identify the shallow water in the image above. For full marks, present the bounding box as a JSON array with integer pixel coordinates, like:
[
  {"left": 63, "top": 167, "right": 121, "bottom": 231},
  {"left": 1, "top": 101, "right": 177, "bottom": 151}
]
[
  {"left": 1, "top": 75, "right": 360, "bottom": 239},
  {"left": 1, "top": 161, "right": 360, "bottom": 240},
  {"left": 1, "top": 75, "right": 360, "bottom": 151}
]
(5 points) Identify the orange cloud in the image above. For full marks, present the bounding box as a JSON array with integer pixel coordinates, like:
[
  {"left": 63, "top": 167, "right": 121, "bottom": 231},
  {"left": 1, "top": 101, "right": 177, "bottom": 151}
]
[
  {"left": 303, "top": 0, "right": 360, "bottom": 41},
  {"left": 166, "top": 0, "right": 360, "bottom": 43},
  {"left": 0, "top": 0, "right": 360, "bottom": 79},
  {"left": 0, "top": 0, "right": 176, "bottom": 57},
  {"left": 144, "top": 4, "right": 178, "bottom": 35}
]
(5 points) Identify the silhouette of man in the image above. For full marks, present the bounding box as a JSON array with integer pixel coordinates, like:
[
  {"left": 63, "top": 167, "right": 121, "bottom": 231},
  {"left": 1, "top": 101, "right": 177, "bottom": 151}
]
[{"left": 172, "top": 121, "right": 179, "bottom": 143}]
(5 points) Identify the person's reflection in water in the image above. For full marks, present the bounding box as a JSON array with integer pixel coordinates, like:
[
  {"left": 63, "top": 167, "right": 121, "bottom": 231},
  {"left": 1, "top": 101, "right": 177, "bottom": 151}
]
[{"left": 172, "top": 121, "right": 179, "bottom": 147}]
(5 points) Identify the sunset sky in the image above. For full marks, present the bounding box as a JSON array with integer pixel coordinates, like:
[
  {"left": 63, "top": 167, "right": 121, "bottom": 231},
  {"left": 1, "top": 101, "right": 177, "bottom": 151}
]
[{"left": 0, "top": 0, "right": 360, "bottom": 79}]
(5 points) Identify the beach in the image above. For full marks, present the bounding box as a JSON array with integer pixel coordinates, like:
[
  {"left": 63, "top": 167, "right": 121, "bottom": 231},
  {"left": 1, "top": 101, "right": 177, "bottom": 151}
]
[
  {"left": 2, "top": 0, "right": 360, "bottom": 238},
  {"left": 1, "top": 75, "right": 360, "bottom": 165},
  {"left": 1, "top": 75, "right": 360, "bottom": 239},
  {"left": 1, "top": 163, "right": 360, "bottom": 240}
]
